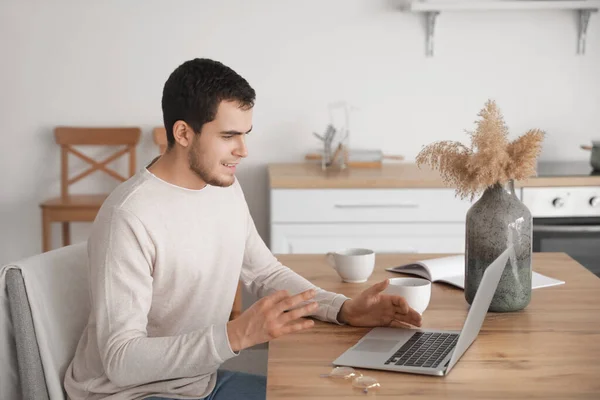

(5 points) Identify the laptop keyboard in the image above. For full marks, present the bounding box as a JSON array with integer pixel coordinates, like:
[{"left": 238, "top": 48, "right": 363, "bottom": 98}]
[{"left": 384, "top": 332, "right": 459, "bottom": 369}]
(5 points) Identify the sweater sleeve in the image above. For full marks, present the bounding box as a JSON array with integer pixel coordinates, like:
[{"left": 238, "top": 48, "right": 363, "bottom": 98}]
[
  {"left": 238, "top": 204, "right": 349, "bottom": 325},
  {"left": 89, "top": 207, "right": 237, "bottom": 388}
]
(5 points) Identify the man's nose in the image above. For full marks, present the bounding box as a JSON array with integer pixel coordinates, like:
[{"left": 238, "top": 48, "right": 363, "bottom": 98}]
[{"left": 234, "top": 135, "right": 248, "bottom": 158}]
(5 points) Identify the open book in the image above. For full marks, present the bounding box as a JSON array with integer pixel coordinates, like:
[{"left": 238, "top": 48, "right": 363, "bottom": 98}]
[{"left": 385, "top": 254, "right": 565, "bottom": 290}]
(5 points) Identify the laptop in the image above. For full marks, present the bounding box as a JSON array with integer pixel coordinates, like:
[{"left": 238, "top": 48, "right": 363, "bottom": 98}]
[{"left": 332, "top": 245, "right": 514, "bottom": 377}]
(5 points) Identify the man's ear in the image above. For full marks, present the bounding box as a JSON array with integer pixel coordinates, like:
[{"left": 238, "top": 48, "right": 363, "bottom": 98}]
[{"left": 172, "top": 121, "right": 194, "bottom": 148}]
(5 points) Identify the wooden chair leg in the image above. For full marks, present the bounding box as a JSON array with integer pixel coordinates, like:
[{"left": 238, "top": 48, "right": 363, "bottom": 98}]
[
  {"left": 62, "top": 222, "right": 71, "bottom": 246},
  {"left": 42, "top": 210, "right": 51, "bottom": 253}
]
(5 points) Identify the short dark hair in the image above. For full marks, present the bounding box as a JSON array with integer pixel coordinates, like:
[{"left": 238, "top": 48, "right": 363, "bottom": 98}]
[{"left": 161, "top": 58, "right": 256, "bottom": 148}]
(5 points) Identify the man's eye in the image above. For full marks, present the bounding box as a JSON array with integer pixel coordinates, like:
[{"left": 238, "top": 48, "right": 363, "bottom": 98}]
[{"left": 222, "top": 135, "right": 234, "bottom": 140}]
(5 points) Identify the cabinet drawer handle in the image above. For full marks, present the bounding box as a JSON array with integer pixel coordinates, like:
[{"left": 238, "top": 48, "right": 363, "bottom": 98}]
[
  {"left": 533, "top": 225, "right": 600, "bottom": 233},
  {"left": 333, "top": 203, "right": 419, "bottom": 209}
]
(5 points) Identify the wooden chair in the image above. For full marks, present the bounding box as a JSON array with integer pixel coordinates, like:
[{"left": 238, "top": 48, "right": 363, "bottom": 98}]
[
  {"left": 152, "top": 126, "right": 243, "bottom": 320},
  {"left": 153, "top": 126, "right": 168, "bottom": 154},
  {"left": 40, "top": 127, "right": 141, "bottom": 253}
]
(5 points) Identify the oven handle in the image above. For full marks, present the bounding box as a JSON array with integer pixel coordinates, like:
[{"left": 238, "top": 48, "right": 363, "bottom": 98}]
[{"left": 533, "top": 225, "right": 600, "bottom": 233}]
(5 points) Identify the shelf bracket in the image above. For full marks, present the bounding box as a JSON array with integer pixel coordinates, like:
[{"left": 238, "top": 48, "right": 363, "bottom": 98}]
[
  {"left": 425, "top": 11, "right": 440, "bottom": 57},
  {"left": 577, "top": 9, "right": 596, "bottom": 55}
]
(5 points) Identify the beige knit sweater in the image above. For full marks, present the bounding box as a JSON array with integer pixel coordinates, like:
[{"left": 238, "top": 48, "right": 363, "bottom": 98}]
[{"left": 63, "top": 168, "right": 348, "bottom": 400}]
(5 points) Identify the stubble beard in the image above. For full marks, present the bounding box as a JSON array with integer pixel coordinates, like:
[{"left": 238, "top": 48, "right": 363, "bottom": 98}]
[{"left": 188, "top": 147, "right": 235, "bottom": 187}]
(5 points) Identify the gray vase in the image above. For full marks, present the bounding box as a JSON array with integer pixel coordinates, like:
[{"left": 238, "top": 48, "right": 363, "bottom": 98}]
[{"left": 464, "top": 179, "right": 532, "bottom": 312}]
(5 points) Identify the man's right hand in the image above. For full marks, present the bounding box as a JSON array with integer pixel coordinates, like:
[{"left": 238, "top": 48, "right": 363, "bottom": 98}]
[{"left": 226, "top": 289, "right": 318, "bottom": 352}]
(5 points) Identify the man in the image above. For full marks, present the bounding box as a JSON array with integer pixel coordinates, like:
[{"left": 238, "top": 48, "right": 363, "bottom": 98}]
[{"left": 64, "top": 58, "right": 422, "bottom": 400}]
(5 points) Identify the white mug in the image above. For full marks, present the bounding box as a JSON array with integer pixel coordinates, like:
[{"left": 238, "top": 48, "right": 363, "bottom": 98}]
[
  {"left": 326, "top": 248, "right": 375, "bottom": 283},
  {"left": 383, "top": 277, "right": 431, "bottom": 314}
]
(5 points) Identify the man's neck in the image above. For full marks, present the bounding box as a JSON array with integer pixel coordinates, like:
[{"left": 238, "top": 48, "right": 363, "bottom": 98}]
[{"left": 147, "top": 152, "right": 207, "bottom": 190}]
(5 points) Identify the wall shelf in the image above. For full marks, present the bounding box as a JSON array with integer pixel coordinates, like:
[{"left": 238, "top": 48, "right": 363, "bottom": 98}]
[{"left": 401, "top": 0, "right": 600, "bottom": 56}]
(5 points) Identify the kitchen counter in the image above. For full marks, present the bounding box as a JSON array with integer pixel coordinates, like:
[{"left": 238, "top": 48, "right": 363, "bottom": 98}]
[
  {"left": 268, "top": 163, "right": 600, "bottom": 189},
  {"left": 268, "top": 162, "right": 600, "bottom": 257}
]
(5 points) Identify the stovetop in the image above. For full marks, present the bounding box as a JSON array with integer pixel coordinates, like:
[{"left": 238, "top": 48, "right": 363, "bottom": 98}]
[{"left": 536, "top": 161, "right": 600, "bottom": 178}]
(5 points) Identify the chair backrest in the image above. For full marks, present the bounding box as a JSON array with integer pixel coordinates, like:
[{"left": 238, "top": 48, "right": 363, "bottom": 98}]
[
  {"left": 54, "top": 127, "right": 141, "bottom": 199},
  {"left": 6, "top": 243, "right": 89, "bottom": 400},
  {"left": 152, "top": 127, "right": 168, "bottom": 154}
]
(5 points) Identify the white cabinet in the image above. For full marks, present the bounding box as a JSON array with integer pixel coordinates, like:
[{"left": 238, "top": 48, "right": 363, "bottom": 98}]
[
  {"left": 271, "top": 189, "right": 473, "bottom": 223},
  {"left": 271, "top": 223, "right": 466, "bottom": 255},
  {"left": 269, "top": 188, "right": 494, "bottom": 255}
]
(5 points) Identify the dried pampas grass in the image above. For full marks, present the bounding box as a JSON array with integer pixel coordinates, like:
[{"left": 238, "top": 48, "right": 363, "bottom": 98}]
[{"left": 416, "top": 100, "right": 545, "bottom": 199}]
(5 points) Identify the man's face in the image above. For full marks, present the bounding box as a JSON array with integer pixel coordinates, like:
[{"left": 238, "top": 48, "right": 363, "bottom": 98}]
[{"left": 188, "top": 100, "right": 252, "bottom": 187}]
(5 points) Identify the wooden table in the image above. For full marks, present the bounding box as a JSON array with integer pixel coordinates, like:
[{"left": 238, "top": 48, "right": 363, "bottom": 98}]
[{"left": 266, "top": 253, "right": 600, "bottom": 399}]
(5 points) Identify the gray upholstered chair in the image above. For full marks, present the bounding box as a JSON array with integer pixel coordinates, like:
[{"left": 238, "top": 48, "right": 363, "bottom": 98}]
[
  {"left": 4, "top": 242, "right": 89, "bottom": 400},
  {"left": 3, "top": 243, "right": 268, "bottom": 400}
]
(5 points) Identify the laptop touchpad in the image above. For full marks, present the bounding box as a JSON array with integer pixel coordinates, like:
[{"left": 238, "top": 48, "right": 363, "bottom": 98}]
[{"left": 354, "top": 339, "right": 399, "bottom": 353}]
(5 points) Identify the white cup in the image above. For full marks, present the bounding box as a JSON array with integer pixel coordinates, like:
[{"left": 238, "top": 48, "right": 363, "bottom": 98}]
[
  {"left": 326, "top": 248, "right": 375, "bottom": 283},
  {"left": 383, "top": 277, "right": 431, "bottom": 314}
]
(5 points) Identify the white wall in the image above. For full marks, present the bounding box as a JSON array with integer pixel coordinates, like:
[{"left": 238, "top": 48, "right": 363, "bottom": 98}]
[{"left": 1, "top": 0, "right": 599, "bottom": 265}]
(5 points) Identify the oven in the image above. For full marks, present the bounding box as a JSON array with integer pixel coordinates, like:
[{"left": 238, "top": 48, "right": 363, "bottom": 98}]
[
  {"left": 522, "top": 186, "right": 600, "bottom": 277},
  {"left": 532, "top": 216, "right": 600, "bottom": 277}
]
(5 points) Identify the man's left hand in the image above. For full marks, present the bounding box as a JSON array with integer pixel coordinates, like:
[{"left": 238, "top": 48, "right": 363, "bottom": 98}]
[{"left": 337, "top": 279, "right": 422, "bottom": 328}]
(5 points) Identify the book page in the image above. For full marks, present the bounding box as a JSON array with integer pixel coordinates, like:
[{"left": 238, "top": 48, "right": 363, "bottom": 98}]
[
  {"left": 388, "top": 265, "right": 432, "bottom": 281},
  {"left": 437, "top": 275, "right": 464, "bottom": 289},
  {"left": 385, "top": 255, "right": 464, "bottom": 282},
  {"left": 417, "top": 255, "right": 464, "bottom": 281},
  {"left": 386, "top": 256, "right": 565, "bottom": 291},
  {"left": 532, "top": 271, "right": 564, "bottom": 289}
]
